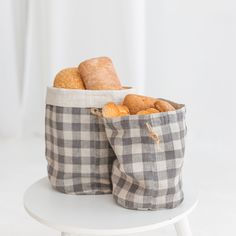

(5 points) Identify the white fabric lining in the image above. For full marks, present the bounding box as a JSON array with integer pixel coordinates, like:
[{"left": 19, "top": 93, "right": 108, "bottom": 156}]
[{"left": 46, "top": 87, "right": 136, "bottom": 108}]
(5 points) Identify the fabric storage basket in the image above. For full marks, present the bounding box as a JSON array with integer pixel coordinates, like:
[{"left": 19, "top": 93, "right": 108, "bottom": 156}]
[
  {"left": 45, "top": 86, "right": 135, "bottom": 194},
  {"left": 103, "top": 100, "right": 186, "bottom": 210}
]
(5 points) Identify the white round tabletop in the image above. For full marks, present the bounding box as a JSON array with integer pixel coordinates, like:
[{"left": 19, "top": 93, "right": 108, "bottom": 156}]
[{"left": 24, "top": 177, "right": 198, "bottom": 235}]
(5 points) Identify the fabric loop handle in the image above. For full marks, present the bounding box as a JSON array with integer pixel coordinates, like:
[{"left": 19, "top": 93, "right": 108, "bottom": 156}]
[
  {"left": 91, "top": 108, "right": 103, "bottom": 117},
  {"left": 145, "top": 123, "right": 160, "bottom": 145}
]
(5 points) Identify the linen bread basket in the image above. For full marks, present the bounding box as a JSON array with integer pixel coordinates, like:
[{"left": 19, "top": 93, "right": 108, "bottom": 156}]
[
  {"left": 45, "top": 86, "right": 135, "bottom": 194},
  {"left": 103, "top": 100, "right": 187, "bottom": 210}
]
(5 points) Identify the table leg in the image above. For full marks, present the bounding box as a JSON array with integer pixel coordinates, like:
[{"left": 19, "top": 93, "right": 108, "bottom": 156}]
[
  {"left": 61, "top": 232, "right": 72, "bottom": 236},
  {"left": 174, "top": 217, "right": 192, "bottom": 236}
]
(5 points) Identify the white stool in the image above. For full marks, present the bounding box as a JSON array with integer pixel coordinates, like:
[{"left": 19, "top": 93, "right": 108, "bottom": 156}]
[{"left": 23, "top": 178, "right": 198, "bottom": 236}]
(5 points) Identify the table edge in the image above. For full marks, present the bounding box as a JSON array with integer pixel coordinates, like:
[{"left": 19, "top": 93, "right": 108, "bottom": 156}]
[{"left": 24, "top": 195, "right": 198, "bottom": 235}]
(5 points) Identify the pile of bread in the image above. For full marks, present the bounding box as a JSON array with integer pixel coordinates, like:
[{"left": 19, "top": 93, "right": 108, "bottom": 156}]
[
  {"left": 54, "top": 56, "right": 122, "bottom": 90},
  {"left": 102, "top": 95, "right": 176, "bottom": 118},
  {"left": 53, "top": 56, "right": 176, "bottom": 118}
]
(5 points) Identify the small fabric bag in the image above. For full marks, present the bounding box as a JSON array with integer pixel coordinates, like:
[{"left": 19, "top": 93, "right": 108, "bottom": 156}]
[
  {"left": 45, "top": 87, "right": 135, "bottom": 194},
  {"left": 103, "top": 100, "right": 186, "bottom": 210}
]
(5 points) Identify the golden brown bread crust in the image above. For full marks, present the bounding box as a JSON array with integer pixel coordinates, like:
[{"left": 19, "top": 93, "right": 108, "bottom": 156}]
[
  {"left": 102, "top": 103, "right": 120, "bottom": 118},
  {"left": 136, "top": 108, "right": 160, "bottom": 115},
  {"left": 102, "top": 103, "right": 129, "bottom": 118},
  {"left": 117, "top": 105, "right": 130, "bottom": 115},
  {"left": 53, "top": 68, "right": 85, "bottom": 89},
  {"left": 158, "top": 98, "right": 183, "bottom": 110},
  {"left": 154, "top": 99, "right": 175, "bottom": 112},
  {"left": 122, "top": 94, "right": 157, "bottom": 114},
  {"left": 102, "top": 97, "right": 177, "bottom": 118},
  {"left": 78, "top": 57, "right": 122, "bottom": 90}
]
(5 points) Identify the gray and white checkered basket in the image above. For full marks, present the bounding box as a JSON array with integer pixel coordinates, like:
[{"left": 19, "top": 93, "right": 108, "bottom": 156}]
[
  {"left": 45, "top": 87, "right": 135, "bottom": 194},
  {"left": 103, "top": 100, "right": 186, "bottom": 210}
]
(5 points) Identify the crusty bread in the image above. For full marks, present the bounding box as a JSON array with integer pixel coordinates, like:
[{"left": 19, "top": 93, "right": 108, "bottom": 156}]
[
  {"left": 102, "top": 103, "right": 129, "bottom": 118},
  {"left": 117, "top": 105, "right": 130, "bottom": 115},
  {"left": 102, "top": 103, "right": 120, "bottom": 118},
  {"left": 136, "top": 108, "right": 160, "bottom": 115},
  {"left": 53, "top": 68, "right": 85, "bottom": 89},
  {"left": 154, "top": 100, "right": 175, "bottom": 112},
  {"left": 122, "top": 94, "right": 157, "bottom": 114},
  {"left": 78, "top": 57, "right": 122, "bottom": 90}
]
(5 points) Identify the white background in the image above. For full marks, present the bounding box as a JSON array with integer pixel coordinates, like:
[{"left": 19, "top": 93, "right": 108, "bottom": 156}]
[
  {"left": 0, "top": 0, "right": 235, "bottom": 235},
  {"left": 1, "top": 0, "right": 235, "bottom": 144}
]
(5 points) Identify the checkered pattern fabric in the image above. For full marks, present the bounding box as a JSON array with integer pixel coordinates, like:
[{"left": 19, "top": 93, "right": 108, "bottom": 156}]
[
  {"left": 104, "top": 106, "right": 186, "bottom": 210},
  {"left": 45, "top": 105, "right": 116, "bottom": 194}
]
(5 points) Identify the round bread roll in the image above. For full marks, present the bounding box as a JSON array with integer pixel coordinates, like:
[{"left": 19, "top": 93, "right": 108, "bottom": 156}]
[
  {"left": 154, "top": 100, "right": 175, "bottom": 112},
  {"left": 78, "top": 57, "right": 122, "bottom": 90},
  {"left": 53, "top": 68, "right": 85, "bottom": 89},
  {"left": 102, "top": 103, "right": 129, "bottom": 118},
  {"left": 102, "top": 103, "right": 120, "bottom": 118},
  {"left": 123, "top": 94, "right": 157, "bottom": 115},
  {"left": 117, "top": 105, "right": 130, "bottom": 115}
]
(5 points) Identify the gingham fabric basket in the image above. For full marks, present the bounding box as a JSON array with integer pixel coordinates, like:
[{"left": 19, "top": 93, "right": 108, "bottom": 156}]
[
  {"left": 45, "top": 87, "right": 135, "bottom": 194},
  {"left": 103, "top": 100, "right": 186, "bottom": 210}
]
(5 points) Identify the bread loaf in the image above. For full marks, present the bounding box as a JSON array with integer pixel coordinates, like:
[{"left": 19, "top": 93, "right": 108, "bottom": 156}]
[
  {"left": 154, "top": 100, "right": 175, "bottom": 112},
  {"left": 102, "top": 103, "right": 129, "bottom": 118},
  {"left": 117, "top": 105, "right": 130, "bottom": 115},
  {"left": 78, "top": 57, "right": 122, "bottom": 90},
  {"left": 123, "top": 94, "right": 157, "bottom": 114},
  {"left": 53, "top": 68, "right": 85, "bottom": 89}
]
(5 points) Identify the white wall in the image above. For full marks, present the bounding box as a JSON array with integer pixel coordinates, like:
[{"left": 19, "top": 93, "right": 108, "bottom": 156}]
[
  {"left": 146, "top": 0, "right": 236, "bottom": 147},
  {"left": 0, "top": 0, "right": 235, "bottom": 148},
  {"left": 0, "top": 0, "right": 145, "bottom": 137}
]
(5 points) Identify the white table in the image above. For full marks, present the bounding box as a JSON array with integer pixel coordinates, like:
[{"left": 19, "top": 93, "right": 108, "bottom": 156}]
[{"left": 24, "top": 178, "right": 198, "bottom": 236}]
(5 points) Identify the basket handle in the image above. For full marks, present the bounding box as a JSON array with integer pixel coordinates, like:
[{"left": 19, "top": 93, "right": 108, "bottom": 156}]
[
  {"left": 91, "top": 108, "right": 103, "bottom": 117},
  {"left": 145, "top": 123, "right": 160, "bottom": 145}
]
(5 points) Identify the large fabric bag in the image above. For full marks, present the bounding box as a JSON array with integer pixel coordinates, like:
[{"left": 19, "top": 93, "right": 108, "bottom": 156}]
[
  {"left": 103, "top": 100, "right": 186, "bottom": 210},
  {"left": 45, "top": 87, "right": 135, "bottom": 194}
]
